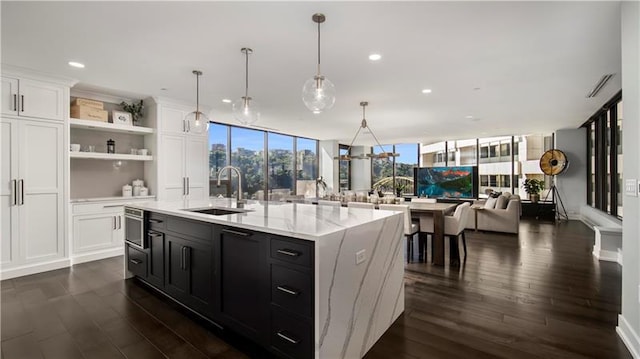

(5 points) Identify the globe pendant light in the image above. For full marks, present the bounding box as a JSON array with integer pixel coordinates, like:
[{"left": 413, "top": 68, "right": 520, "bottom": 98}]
[
  {"left": 302, "top": 13, "right": 336, "bottom": 114},
  {"left": 333, "top": 102, "right": 399, "bottom": 161},
  {"left": 185, "top": 70, "right": 209, "bottom": 134},
  {"left": 232, "top": 48, "right": 261, "bottom": 126}
]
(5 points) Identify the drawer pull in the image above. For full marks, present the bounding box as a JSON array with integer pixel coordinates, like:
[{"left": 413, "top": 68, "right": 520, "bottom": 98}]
[
  {"left": 129, "top": 259, "right": 143, "bottom": 265},
  {"left": 276, "top": 249, "right": 300, "bottom": 257},
  {"left": 222, "top": 228, "right": 252, "bottom": 237},
  {"left": 148, "top": 232, "right": 163, "bottom": 238},
  {"left": 276, "top": 331, "right": 300, "bottom": 345},
  {"left": 148, "top": 219, "right": 164, "bottom": 224},
  {"left": 276, "top": 286, "right": 299, "bottom": 296},
  {"left": 103, "top": 204, "right": 122, "bottom": 208}
]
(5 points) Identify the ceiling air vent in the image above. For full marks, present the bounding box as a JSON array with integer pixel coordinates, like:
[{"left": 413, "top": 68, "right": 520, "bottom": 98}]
[{"left": 586, "top": 74, "right": 615, "bottom": 98}]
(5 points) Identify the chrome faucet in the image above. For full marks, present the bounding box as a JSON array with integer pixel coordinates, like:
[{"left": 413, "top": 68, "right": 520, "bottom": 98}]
[{"left": 217, "top": 166, "right": 244, "bottom": 206}]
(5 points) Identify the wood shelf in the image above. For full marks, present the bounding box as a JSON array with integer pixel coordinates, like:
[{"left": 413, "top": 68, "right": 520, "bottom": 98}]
[
  {"left": 70, "top": 152, "right": 153, "bottom": 161},
  {"left": 70, "top": 118, "right": 154, "bottom": 134}
]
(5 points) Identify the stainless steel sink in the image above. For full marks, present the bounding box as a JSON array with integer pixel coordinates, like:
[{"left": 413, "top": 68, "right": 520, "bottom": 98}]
[{"left": 186, "top": 208, "right": 249, "bottom": 216}]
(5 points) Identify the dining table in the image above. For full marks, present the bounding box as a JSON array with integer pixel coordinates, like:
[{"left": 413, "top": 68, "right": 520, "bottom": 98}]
[{"left": 408, "top": 202, "right": 458, "bottom": 265}]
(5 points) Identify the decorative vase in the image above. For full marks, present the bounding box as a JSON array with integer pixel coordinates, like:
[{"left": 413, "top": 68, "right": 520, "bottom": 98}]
[{"left": 530, "top": 194, "right": 540, "bottom": 203}]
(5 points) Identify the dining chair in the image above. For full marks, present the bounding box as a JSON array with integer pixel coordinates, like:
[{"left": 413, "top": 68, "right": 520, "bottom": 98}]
[
  {"left": 444, "top": 202, "right": 471, "bottom": 259},
  {"left": 347, "top": 202, "right": 375, "bottom": 209},
  {"left": 379, "top": 204, "right": 419, "bottom": 263},
  {"left": 317, "top": 200, "right": 341, "bottom": 207}
]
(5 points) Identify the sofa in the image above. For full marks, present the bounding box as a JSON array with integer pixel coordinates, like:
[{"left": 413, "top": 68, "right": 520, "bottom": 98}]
[{"left": 472, "top": 194, "right": 521, "bottom": 234}]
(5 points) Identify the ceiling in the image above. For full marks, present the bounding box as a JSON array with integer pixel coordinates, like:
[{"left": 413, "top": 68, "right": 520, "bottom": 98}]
[{"left": 1, "top": 1, "right": 622, "bottom": 145}]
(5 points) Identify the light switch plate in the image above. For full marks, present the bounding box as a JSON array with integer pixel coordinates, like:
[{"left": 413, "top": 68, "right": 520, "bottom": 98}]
[{"left": 625, "top": 179, "right": 638, "bottom": 197}]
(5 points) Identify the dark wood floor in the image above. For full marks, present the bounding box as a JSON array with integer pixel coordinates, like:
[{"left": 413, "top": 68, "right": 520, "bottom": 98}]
[{"left": 1, "top": 219, "right": 632, "bottom": 359}]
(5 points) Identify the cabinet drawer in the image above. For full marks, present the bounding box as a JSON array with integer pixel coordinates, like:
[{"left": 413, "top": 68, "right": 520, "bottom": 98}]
[
  {"left": 271, "top": 308, "right": 313, "bottom": 359},
  {"left": 127, "top": 245, "right": 147, "bottom": 278},
  {"left": 73, "top": 202, "right": 123, "bottom": 215},
  {"left": 147, "top": 212, "right": 166, "bottom": 231},
  {"left": 271, "top": 264, "right": 312, "bottom": 318},
  {"left": 167, "top": 216, "right": 211, "bottom": 241},
  {"left": 270, "top": 237, "right": 313, "bottom": 268}
]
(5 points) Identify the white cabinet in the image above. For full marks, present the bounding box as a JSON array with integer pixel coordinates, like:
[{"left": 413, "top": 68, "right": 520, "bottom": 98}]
[
  {"left": 1, "top": 117, "right": 65, "bottom": 274},
  {"left": 70, "top": 198, "right": 150, "bottom": 264},
  {"left": 156, "top": 102, "right": 208, "bottom": 201},
  {"left": 1, "top": 76, "right": 65, "bottom": 121},
  {"left": 72, "top": 206, "right": 123, "bottom": 256}
]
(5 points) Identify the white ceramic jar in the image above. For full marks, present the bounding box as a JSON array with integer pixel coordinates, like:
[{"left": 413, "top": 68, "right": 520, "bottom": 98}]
[{"left": 122, "top": 184, "right": 133, "bottom": 197}]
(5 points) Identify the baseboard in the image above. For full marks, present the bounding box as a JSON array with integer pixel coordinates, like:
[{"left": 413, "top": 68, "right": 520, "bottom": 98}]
[
  {"left": 0, "top": 258, "right": 71, "bottom": 280},
  {"left": 617, "top": 314, "right": 640, "bottom": 358},
  {"left": 71, "top": 247, "right": 124, "bottom": 265},
  {"left": 593, "top": 248, "right": 623, "bottom": 265}
]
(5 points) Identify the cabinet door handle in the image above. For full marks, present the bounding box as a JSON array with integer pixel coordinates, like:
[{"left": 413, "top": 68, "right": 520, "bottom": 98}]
[
  {"left": 103, "top": 204, "right": 122, "bottom": 208},
  {"left": 12, "top": 94, "right": 17, "bottom": 111},
  {"left": 276, "top": 331, "right": 300, "bottom": 345},
  {"left": 182, "top": 120, "right": 186, "bottom": 133},
  {"left": 186, "top": 120, "right": 190, "bottom": 133},
  {"left": 118, "top": 216, "right": 122, "bottom": 229},
  {"left": 113, "top": 216, "right": 117, "bottom": 230},
  {"left": 148, "top": 219, "right": 164, "bottom": 224},
  {"left": 148, "top": 232, "right": 163, "bottom": 238},
  {"left": 129, "top": 259, "right": 142, "bottom": 265},
  {"left": 10, "top": 179, "right": 17, "bottom": 206},
  {"left": 182, "top": 177, "right": 186, "bottom": 196},
  {"left": 181, "top": 246, "right": 186, "bottom": 270},
  {"left": 18, "top": 179, "right": 24, "bottom": 205},
  {"left": 222, "top": 228, "right": 252, "bottom": 237},
  {"left": 276, "top": 286, "right": 299, "bottom": 296},
  {"left": 186, "top": 177, "right": 190, "bottom": 195},
  {"left": 276, "top": 249, "right": 300, "bottom": 257},
  {"left": 20, "top": 95, "right": 24, "bottom": 112}
]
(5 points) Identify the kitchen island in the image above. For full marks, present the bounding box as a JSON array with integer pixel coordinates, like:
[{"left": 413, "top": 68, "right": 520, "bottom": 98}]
[{"left": 124, "top": 198, "right": 404, "bottom": 359}]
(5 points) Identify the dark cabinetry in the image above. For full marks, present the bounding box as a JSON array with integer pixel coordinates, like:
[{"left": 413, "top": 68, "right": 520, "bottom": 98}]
[
  {"left": 216, "top": 227, "right": 269, "bottom": 341},
  {"left": 164, "top": 218, "right": 215, "bottom": 318},
  {"left": 521, "top": 200, "right": 556, "bottom": 221},
  {"left": 126, "top": 211, "right": 315, "bottom": 359}
]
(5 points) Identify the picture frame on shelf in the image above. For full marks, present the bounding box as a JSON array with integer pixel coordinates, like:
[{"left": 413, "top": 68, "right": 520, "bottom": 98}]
[{"left": 112, "top": 110, "right": 132, "bottom": 125}]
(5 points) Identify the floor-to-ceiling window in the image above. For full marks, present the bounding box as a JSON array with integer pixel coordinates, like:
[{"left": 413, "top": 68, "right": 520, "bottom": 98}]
[
  {"left": 339, "top": 144, "right": 350, "bottom": 192},
  {"left": 369, "top": 143, "right": 418, "bottom": 195},
  {"left": 231, "top": 127, "right": 265, "bottom": 200},
  {"left": 208, "top": 123, "right": 229, "bottom": 196},
  {"left": 296, "top": 137, "right": 318, "bottom": 198},
  {"left": 209, "top": 122, "right": 319, "bottom": 201},
  {"left": 584, "top": 91, "right": 623, "bottom": 218},
  {"left": 267, "top": 133, "right": 294, "bottom": 201}
]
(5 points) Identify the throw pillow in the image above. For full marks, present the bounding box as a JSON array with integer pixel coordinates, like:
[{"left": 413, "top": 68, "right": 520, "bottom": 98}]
[
  {"left": 484, "top": 197, "right": 498, "bottom": 209},
  {"left": 496, "top": 195, "right": 509, "bottom": 209},
  {"left": 489, "top": 191, "right": 502, "bottom": 198}
]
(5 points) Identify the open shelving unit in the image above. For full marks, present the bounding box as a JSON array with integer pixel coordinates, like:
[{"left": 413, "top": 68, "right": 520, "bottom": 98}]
[
  {"left": 70, "top": 118, "right": 154, "bottom": 134},
  {"left": 70, "top": 152, "right": 153, "bottom": 161}
]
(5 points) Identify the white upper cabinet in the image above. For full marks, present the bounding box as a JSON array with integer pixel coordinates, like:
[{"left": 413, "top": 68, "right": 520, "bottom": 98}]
[{"left": 1, "top": 76, "right": 65, "bottom": 121}]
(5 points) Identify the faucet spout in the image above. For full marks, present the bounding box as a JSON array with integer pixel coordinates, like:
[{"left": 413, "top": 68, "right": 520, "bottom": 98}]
[{"left": 217, "top": 166, "right": 244, "bottom": 205}]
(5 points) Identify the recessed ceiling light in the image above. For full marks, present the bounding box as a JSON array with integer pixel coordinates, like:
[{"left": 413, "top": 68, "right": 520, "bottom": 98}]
[
  {"left": 313, "top": 110, "right": 321, "bottom": 115},
  {"left": 368, "top": 54, "right": 382, "bottom": 61},
  {"left": 222, "top": 99, "right": 232, "bottom": 103},
  {"left": 465, "top": 115, "right": 474, "bottom": 119},
  {"left": 422, "top": 89, "right": 432, "bottom": 94},
  {"left": 68, "top": 61, "right": 85, "bottom": 68}
]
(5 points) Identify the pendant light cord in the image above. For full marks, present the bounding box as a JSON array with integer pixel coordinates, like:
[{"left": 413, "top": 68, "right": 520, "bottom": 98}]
[
  {"left": 245, "top": 50, "right": 249, "bottom": 99},
  {"left": 317, "top": 20, "right": 321, "bottom": 76},
  {"left": 196, "top": 73, "right": 200, "bottom": 112}
]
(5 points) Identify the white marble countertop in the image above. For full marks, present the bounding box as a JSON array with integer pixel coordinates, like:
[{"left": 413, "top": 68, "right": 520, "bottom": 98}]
[{"left": 126, "top": 197, "right": 401, "bottom": 241}]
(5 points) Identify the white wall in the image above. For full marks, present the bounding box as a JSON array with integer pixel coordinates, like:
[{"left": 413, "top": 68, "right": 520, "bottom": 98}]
[
  {"left": 350, "top": 146, "right": 372, "bottom": 191},
  {"left": 618, "top": 2, "right": 640, "bottom": 357},
  {"left": 555, "top": 128, "right": 587, "bottom": 220},
  {"left": 319, "top": 140, "right": 339, "bottom": 193}
]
